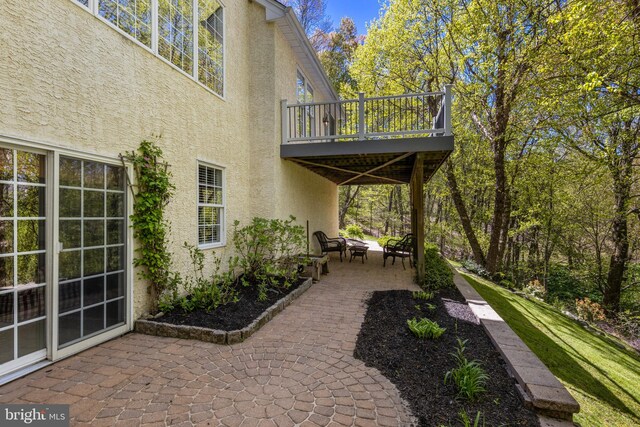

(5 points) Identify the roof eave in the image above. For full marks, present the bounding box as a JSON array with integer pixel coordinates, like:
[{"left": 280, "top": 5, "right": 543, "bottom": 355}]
[{"left": 252, "top": 0, "right": 339, "bottom": 101}]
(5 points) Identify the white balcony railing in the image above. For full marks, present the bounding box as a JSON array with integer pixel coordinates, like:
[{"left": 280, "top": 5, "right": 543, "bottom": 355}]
[{"left": 281, "top": 85, "right": 452, "bottom": 144}]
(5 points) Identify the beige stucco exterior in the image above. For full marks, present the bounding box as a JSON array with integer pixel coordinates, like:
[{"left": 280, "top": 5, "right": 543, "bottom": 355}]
[{"left": 0, "top": 0, "right": 338, "bottom": 318}]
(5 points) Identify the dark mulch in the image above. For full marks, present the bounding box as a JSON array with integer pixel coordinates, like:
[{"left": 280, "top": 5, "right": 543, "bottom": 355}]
[
  {"left": 354, "top": 288, "right": 539, "bottom": 427},
  {"left": 153, "top": 278, "right": 305, "bottom": 331}
]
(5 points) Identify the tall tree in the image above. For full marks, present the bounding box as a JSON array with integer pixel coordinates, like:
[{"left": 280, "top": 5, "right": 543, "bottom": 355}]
[
  {"left": 284, "top": 0, "right": 332, "bottom": 50},
  {"left": 317, "top": 17, "right": 361, "bottom": 95}
]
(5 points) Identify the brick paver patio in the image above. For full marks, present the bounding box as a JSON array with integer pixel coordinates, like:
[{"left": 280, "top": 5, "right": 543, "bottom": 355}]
[{"left": 0, "top": 250, "right": 420, "bottom": 426}]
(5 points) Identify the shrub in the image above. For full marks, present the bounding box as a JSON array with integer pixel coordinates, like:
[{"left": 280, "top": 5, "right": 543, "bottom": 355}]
[
  {"left": 233, "top": 216, "right": 306, "bottom": 300},
  {"left": 575, "top": 297, "right": 606, "bottom": 322},
  {"left": 413, "top": 290, "right": 434, "bottom": 301},
  {"left": 615, "top": 310, "right": 640, "bottom": 339},
  {"left": 546, "top": 264, "right": 588, "bottom": 302},
  {"left": 158, "top": 243, "right": 239, "bottom": 313},
  {"left": 444, "top": 338, "right": 488, "bottom": 401},
  {"left": 344, "top": 224, "right": 365, "bottom": 239},
  {"left": 458, "top": 410, "right": 484, "bottom": 427},
  {"left": 407, "top": 318, "right": 446, "bottom": 339},
  {"left": 424, "top": 243, "right": 454, "bottom": 290},
  {"left": 377, "top": 235, "right": 394, "bottom": 247},
  {"left": 524, "top": 279, "right": 546, "bottom": 299},
  {"left": 462, "top": 259, "right": 490, "bottom": 278}
]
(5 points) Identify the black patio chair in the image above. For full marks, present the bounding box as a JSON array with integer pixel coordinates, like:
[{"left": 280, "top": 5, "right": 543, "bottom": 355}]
[
  {"left": 314, "top": 231, "right": 347, "bottom": 262},
  {"left": 383, "top": 233, "right": 415, "bottom": 269}
]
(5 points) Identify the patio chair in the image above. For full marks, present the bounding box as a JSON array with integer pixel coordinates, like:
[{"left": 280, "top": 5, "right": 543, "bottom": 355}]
[
  {"left": 314, "top": 231, "right": 347, "bottom": 262},
  {"left": 383, "top": 234, "right": 415, "bottom": 269}
]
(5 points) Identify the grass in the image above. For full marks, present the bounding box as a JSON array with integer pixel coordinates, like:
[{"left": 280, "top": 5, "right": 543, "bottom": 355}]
[{"left": 460, "top": 272, "right": 640, "bottom": 427}]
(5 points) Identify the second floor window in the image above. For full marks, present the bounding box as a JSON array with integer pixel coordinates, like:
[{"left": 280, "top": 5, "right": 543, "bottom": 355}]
[
  {"left": 74, "top": 0, "right": 224, "bottom": 97},
  {"left": 98, "top": 0, "right": 152, "bottom": 48}
]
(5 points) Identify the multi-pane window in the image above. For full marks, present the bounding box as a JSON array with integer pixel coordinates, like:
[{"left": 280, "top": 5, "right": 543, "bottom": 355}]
[
  {"left": 296, "top": 71, "right": 315, "bottom": 137},
  {"left": 197, "top": 164, "right": 224, "bottom": 247},
  {"left": 158, "top": 0, "right": 194, "bottom": 74},
  {"left": 73, "top": 0, "right": 224, "bottom": 97},
  {"left": 0, "top": 148, "right": 47, "bottom": 365},
  {"left": 57, "top": 158, "right": 126, "bottom": 347},
  {"left": 98, "top": 0, "right": 152, "bottom": 48},
  {"left": 198, "top": 1, "right": 224, "bottom": 94}
]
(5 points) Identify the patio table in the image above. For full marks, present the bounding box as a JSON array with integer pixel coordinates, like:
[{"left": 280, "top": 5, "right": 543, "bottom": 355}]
[{"left": 346, "top": 239, "right": 369, "bottom": 263}]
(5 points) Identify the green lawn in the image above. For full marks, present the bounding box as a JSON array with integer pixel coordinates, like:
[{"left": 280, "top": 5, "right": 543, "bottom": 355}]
[{"left": 460, "top": 273, "right": 640, "bottom": 427}]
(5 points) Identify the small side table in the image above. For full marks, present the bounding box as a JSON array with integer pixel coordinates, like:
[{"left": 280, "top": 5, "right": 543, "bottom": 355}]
[{"left": 348, "top": 245, "right": 369, "bottom": 263}]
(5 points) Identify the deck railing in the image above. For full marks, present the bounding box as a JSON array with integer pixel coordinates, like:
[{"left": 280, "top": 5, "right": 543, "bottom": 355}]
[{"left": 281, "top": 85, "right": 452, "bottom": 144}]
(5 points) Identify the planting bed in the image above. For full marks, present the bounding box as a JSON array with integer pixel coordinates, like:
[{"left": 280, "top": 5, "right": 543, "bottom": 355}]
[
  {"left": 354, "top": 288, "right": 539, "bottom": 427},
  {"left": 136, "top": 277, "right": 312, "bottom": 344}
]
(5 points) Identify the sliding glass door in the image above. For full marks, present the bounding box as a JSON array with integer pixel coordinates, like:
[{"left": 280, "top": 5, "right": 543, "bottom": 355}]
[
  {"left": 57, "top": 157, "right": 126, "bottom": 348},
  {"left": 0, "top": 144, "right": 129, "bottom": 378},
  {"left": 0, "top": 148, "right": 47, "bottom": 375}
]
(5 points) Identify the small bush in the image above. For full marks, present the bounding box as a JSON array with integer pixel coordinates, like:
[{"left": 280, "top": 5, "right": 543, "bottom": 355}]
[
  {"left": 413, "top": 290, "right": 434, "bottom": 301},
  {"left": 407, "top": 318, "right": 446, "bottom": 339},
  {"left": 158, "top": 243, "right": 239, "bottom": 313},
  {"left": 462, "top": 259, "right": 490, "bottom": 278},
  {"left": 344, "top": 224, "right": 365, "bottom": 239},
  {"left": 524, "top": 279, "right": 546, "bottom": 299},
  {"left": 615, "top": 310, "right": 640, "bottom": 339},
  {"left": 233, "top": 216, "right": 305, "bottom": 300},
  {"left": 424, "top": 243, "right": 454, "bottom": 290},
  {"left": 458, "top": 410, "right": 484, "bottom": 427},
  {"left": 575, "top": 297, "right": 606, "bottom": 322},
  {"left": 377, "top": 235, "right": 394, "bottom": 247},
  {"left": 444, "top": 338, "right": 488, "bottom": 401}
]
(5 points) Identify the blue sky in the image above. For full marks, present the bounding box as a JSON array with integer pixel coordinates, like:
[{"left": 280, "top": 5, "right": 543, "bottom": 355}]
[{"left": 326, "top": 0, "right": 383, "bottom": 34}]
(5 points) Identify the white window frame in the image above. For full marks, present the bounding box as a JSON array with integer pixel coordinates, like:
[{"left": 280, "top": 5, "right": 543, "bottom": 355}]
[
  {"left": 69, "top": 0, "right": 226, "bottom": 100},
  {"left": 0, "top": 133, "right": 134, "bottom": 382},
  {"left": 197, "top": 162, "right": 225, "bottom": 249}
]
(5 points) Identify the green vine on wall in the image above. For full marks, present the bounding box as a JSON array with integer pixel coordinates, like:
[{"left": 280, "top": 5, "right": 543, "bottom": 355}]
[{"left": 120, "top": 140, "right": 175, "bottom": 304}]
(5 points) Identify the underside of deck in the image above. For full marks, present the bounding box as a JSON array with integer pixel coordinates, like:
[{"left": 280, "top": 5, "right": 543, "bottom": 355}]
[{"left": 280, "top": 136, "right": 454, "bottom": 185}]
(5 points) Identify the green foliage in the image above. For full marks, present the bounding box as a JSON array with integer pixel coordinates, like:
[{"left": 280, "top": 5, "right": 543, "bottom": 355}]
[
  {"left": 233, "top": 216, "right": 306, "bottom": 300},
  {"left": 407, "top": 318, "right": 445, "bottom": 339},
  {"left": 377, "top": 236, "right": 394, "bottom": 247},
  {"left": 464, "top": 273, "right": 640, "bottom": 426},
  {"left": 458, "top": 410, "right": 484, "bottom": 427},
  {"left": 424, "top": 244, "right": 454, "bottom": 290},
  {"left": 344, "top": 224, "right": 365, "bottom": 239},
  {"left": 120, "top": 140, "right": 175, "bottom": 302},
  {"left": 158, "top": 243, "right": 239, "bottom": 313},
  {"left": 444, "top": 338, "right": 488, "bottom": 401},
  {"left": 413, "top": 290, "right": 434, "bottom": 301}
]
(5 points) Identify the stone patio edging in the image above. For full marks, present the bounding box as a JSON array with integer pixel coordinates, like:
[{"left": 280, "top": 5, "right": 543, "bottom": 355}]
[
  {"left": 134, "top": 277, "right": 313, "bottom": 345},
  {"left": 450, "top": 268, "right": 580, "bottom": 423}
]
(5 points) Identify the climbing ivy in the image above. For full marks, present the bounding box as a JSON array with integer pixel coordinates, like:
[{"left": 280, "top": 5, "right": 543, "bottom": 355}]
[{"left": 121, "top": 140, "right": 176, "bottom": 304}]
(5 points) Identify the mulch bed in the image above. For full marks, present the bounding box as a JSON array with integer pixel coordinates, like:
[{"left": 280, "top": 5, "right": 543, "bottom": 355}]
[
  {"left": 354, "top": 288, "right": 539, "bottom": 427},
  {"left": 153, "top": 277, "right": 306, "bottom": 331}
]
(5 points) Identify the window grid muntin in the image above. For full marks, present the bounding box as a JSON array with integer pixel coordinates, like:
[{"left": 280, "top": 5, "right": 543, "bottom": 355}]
[
  {"left": 72, "top": 0, "right": 224, "bottom": 97},
  {"left": 197, "top": 164, "right": 224, "bottom": 247},
  {"left": 158, "top": 0, "right": 194, "bottom": 74},
  {"left": 0, "top": 148, "right": 47, "bottom": 364},
  {"left": 198, "top": 0, "right": 224, "bottom": 94},
  {"left": 57, "top": 157, "right": 126, "bottom": 349},
  {"left": 98, "top": 0, "right": 152, "bottom": 47}
]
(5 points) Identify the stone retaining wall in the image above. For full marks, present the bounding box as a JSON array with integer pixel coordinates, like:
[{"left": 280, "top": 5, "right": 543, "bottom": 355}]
[{"left": 134, "top": 278, "right": 313, "bottom": 345}]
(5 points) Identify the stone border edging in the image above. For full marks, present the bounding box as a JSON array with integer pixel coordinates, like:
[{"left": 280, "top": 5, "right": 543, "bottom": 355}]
[
  {"left": 450, "top": 269, "right": 580, "bottom": 422},
  {"left": 134, "top": 277, "right": 313, "bottom": 345}
]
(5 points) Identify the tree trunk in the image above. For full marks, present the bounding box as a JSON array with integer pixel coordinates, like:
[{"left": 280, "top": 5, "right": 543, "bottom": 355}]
[
  {"left": 338, "top": 185, "right": 360, "bottom": 229},
  {"left": 444, "top": 161, "right": 486, "bottom": 265},
  {"left": 486, "top": 139, "right": 508, "bottom": 274},
  {"left": 604, "top": 141, "right": 634, "bottom": 312}
]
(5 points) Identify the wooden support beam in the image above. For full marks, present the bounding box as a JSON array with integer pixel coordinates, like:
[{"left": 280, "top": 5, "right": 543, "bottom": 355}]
[
  {"left": 410, "top": 153, "right": 425, "bottom": 284},
  {"left": 339, "top": 152, "right": 414, "bottom": 185},
  {"left": 293, "top": 159, "right": 406, "bottom": 185}
]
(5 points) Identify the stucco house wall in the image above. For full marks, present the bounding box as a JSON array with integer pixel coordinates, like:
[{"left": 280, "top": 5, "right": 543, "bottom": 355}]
[{"left": 0, "top": 0, "right": 338, "bottom": 318}]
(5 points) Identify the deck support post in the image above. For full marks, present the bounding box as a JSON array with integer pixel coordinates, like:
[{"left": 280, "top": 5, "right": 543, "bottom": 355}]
[{"left": 410, "top": 153, "right": 425, "bottom": 284}]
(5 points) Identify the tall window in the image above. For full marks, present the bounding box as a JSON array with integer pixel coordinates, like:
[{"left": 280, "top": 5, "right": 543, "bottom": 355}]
[
  {"left": 98, "top": 0, "right": 152, "bottom": 47},
  {"left": 296, "top": 71, "right": 314, "bottom": 137},
  {"left": 197, "top": 164, "right": 224, "bottom": 247},
  {"left": 73, "top": 0, "right": 224, "bottom": 97},
  {"left": 198, "top": 1, "right": 224, "bottom": 94},
  {"left": 158, "top": 0, "right": 194, "bottom": 74}
]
